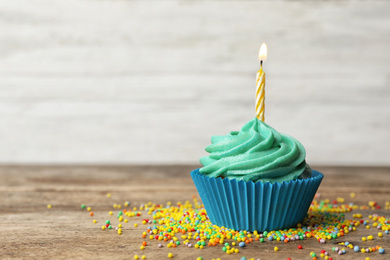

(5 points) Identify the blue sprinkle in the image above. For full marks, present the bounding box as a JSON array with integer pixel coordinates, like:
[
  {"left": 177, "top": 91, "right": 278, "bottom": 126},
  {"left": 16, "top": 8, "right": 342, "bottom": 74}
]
[
  {"left": 345, "top": 241, "right": 349, "bottom": 246},
  {"left": 342, "top": 249, "right": 346, "bottom": 254},
  {"left": 239, "top": 242, "right": 246, "bottom": 247},
  {"left": 268, "top": 236, "right": 273, "bottom": 241},
  {"left": 385, "top": 230, "right": 389, "bottom": 234},
  {"left": 354, "top": 246, "right": 360, "bottom": 252},
  {"left": 379, "top": 248, "right": 385, "bottom": 254},
  {"left": 240, "top": 257, "right": 247, "bottom": 260}
]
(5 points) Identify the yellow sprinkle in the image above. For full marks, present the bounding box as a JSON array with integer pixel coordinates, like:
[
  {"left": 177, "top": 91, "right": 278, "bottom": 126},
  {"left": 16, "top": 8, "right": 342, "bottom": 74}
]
[
  {"left": 47, "top": 204, "right": 52, "bottom": 209},
  {"left": 350, "top": 192, "right": 356, "bottom": 198},
  {"left": 118, "top": 224, "right": 122, "bottom": 228},
  {"left": 101, "top": 226, "right": 106, "bottom": 230},
  {"left": 274, "top": 246, "right": 279, "bottom": 251},
  {"left": 141, "top": 256, "right": 146, "bottom": 260},
  {"left": 109, "top": 211, "right": 113, "bottom": 215},
  {"left": 168, "top": 252, "right": 173, "bottom": 258},
  {"left": 140, "top": 245, "right": 144, "bottom": 250},
  {"left": 134, "top": 223, "right": 138, "bottom": 227},
  {"left": 87, "top": 207, "right": 91, "bottom": 211},
  {"left": 378, "top": 232, "right": 383, "bottom": 237},
  {"left": 124, "top": 219, "right": 128, "bottom": 223},
  {"left": 106, "top": 193, "right": 111, "bottom": 198},
  {"left": 93, "top": 219, "right": 97, "bottom": 223},
  {"left": 134, "top": 255, "right": 139, "bottom": 260}
]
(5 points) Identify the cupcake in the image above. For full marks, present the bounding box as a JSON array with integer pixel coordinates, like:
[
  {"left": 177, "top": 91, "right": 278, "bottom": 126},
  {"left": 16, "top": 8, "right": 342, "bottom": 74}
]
[{"left": 191, "top": 117, "right": 323, "bottom": 232}]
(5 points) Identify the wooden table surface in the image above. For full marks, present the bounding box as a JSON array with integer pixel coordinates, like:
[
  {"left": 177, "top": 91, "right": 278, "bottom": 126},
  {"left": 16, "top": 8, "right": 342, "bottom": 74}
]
[{"left": 1, "top": 165, "right": 390, "bottom": 259}]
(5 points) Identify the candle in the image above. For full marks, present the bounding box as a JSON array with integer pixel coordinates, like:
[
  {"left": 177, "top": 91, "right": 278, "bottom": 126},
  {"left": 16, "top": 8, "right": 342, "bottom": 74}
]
[{"left": 256, "top": 43, "right": 268, "bottom": 121}]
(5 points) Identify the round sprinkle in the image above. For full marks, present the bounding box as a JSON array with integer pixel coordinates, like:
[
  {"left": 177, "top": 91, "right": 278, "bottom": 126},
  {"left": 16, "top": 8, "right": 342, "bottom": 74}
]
[
  {"left": 168, "top": 252, "right": 173, "bottom": 258},
  {"left": 274, "top": 246, "right": 279, "bottom": 251},
  {"left": 81, "top": 204, "right": 86, "bottom": 209},
  {"left": 298, "top": 245, "right": 303, "bottom": 249},
  {"left": 107, "top": 193, "right": 111, "bottom": 198},
  {"left": 105, "top": 220, "right": 110, "bottom": 225},
  {"left": 47, "top": 204, "right": 52, "bottom": 209},
  {"left": 354, "top": 245, "right": 360, "bottom": 252},
  {"left": 379, "top": 248, "right": 385, "bottom": 254}
]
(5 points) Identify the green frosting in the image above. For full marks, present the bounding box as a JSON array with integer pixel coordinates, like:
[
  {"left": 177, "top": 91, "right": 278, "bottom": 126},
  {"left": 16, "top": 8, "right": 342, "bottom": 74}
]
[{"left": 199, "top": 118, "right": 311, "bottom": 184}]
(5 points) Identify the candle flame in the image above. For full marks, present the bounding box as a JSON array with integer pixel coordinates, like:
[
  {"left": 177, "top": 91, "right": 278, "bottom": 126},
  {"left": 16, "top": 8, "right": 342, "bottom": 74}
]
[{"left": 258, "top": 43, "right": 267, "bottom": 61}]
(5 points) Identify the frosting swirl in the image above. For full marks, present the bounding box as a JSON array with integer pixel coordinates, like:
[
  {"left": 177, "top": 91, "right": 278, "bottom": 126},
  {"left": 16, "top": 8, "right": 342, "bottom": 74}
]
[{"left": 199, "top": 118, "right": 311, "bottom": 183}]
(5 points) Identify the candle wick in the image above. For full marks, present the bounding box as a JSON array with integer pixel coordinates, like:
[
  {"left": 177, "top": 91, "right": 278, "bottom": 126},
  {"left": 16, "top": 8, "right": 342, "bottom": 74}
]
[{"left": 260, "top": 60, "right": 263, "bottom": 67}]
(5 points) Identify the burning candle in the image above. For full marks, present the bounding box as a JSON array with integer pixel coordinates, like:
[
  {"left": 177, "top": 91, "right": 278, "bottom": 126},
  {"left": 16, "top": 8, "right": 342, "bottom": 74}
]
[{"left": 256, "top": 43, "right": 268, "bottom": 121}]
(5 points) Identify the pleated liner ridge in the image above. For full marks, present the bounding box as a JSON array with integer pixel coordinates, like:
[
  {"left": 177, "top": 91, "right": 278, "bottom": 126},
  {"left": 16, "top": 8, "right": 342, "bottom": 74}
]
[{"left": 191, "top": 169, "right": 323, "bottom": 232}]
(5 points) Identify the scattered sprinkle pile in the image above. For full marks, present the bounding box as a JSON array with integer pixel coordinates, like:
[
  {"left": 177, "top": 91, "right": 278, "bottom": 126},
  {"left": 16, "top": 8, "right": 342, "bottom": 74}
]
[{"left": 77, "top": 193, "right": 388, "bottom": 259}]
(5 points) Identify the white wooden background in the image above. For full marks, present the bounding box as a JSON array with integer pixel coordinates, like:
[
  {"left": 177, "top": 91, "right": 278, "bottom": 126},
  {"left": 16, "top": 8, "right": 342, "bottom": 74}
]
[{"left": 1, "top": 0, "right": 389, "bottom": 166}]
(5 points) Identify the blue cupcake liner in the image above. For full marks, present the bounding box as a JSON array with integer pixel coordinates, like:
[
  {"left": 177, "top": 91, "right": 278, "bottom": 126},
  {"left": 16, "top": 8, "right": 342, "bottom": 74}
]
[{"left": 191, "top": 169, "right": 323, "bottom": 232}]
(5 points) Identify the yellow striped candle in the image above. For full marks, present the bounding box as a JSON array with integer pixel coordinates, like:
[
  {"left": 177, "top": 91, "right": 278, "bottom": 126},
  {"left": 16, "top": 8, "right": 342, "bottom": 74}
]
[{"left": 256, "top": 43, "right": 268, "bottom": 121}]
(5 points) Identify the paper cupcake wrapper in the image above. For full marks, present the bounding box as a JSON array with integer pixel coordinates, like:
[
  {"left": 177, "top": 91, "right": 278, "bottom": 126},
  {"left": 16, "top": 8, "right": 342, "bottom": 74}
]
[{"left": 191, "top": 169, "right": 323, "bottom": 232}]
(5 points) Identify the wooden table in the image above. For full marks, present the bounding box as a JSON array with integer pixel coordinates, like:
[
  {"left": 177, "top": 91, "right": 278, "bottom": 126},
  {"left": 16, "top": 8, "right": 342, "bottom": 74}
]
[{"left": 1, "top": 165, "right": 389, "bottom": 259}]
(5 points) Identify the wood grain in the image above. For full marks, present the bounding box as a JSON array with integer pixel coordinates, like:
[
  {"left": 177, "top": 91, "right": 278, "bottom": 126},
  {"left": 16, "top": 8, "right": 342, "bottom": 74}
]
[{"left": 1, "top": 165, "right": 390, "bottom": 259}]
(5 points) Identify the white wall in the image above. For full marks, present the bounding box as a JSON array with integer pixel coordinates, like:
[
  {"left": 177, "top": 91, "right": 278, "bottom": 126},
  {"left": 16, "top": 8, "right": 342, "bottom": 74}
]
[{"left": 1, "top": 0, "right": 389, "bottom": 165}]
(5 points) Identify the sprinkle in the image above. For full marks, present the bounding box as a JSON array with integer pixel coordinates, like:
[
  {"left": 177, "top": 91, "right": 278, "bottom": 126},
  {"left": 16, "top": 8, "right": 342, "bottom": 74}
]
[
  {"left": 379, "top": 248, "right": 385, "bottom": 254},
  {"left": 354, "top": 245, "right": 360, "bottom": 252},
  {"left": 47, "top": 204, "right": 52, "bottom": 209},
  {"left": 274, "top": 246, "right": 279, "bottom": 251},
  {"left": 298, "top": 245, "right": 303, "bottom": 249},
  {"left": 106, "top": 193, "right": 111, "bottom": 198},
  {"left": 167, "top": 252, "right": 173, "bottom": 258},
  {"left": 81, "top": 204, "right": 86, "bottom": 209}
]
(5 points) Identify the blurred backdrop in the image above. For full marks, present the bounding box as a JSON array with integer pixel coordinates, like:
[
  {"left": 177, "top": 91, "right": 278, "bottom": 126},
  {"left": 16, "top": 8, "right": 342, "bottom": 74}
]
[{"left": 0, "top": 0, "right": 389, "bottom": 166}]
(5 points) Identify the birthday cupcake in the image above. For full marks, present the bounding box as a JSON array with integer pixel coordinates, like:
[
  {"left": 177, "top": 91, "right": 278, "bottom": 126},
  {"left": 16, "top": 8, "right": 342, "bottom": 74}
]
[{"left": 191, "top": 43, "right": 323, "bottom": 232}]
